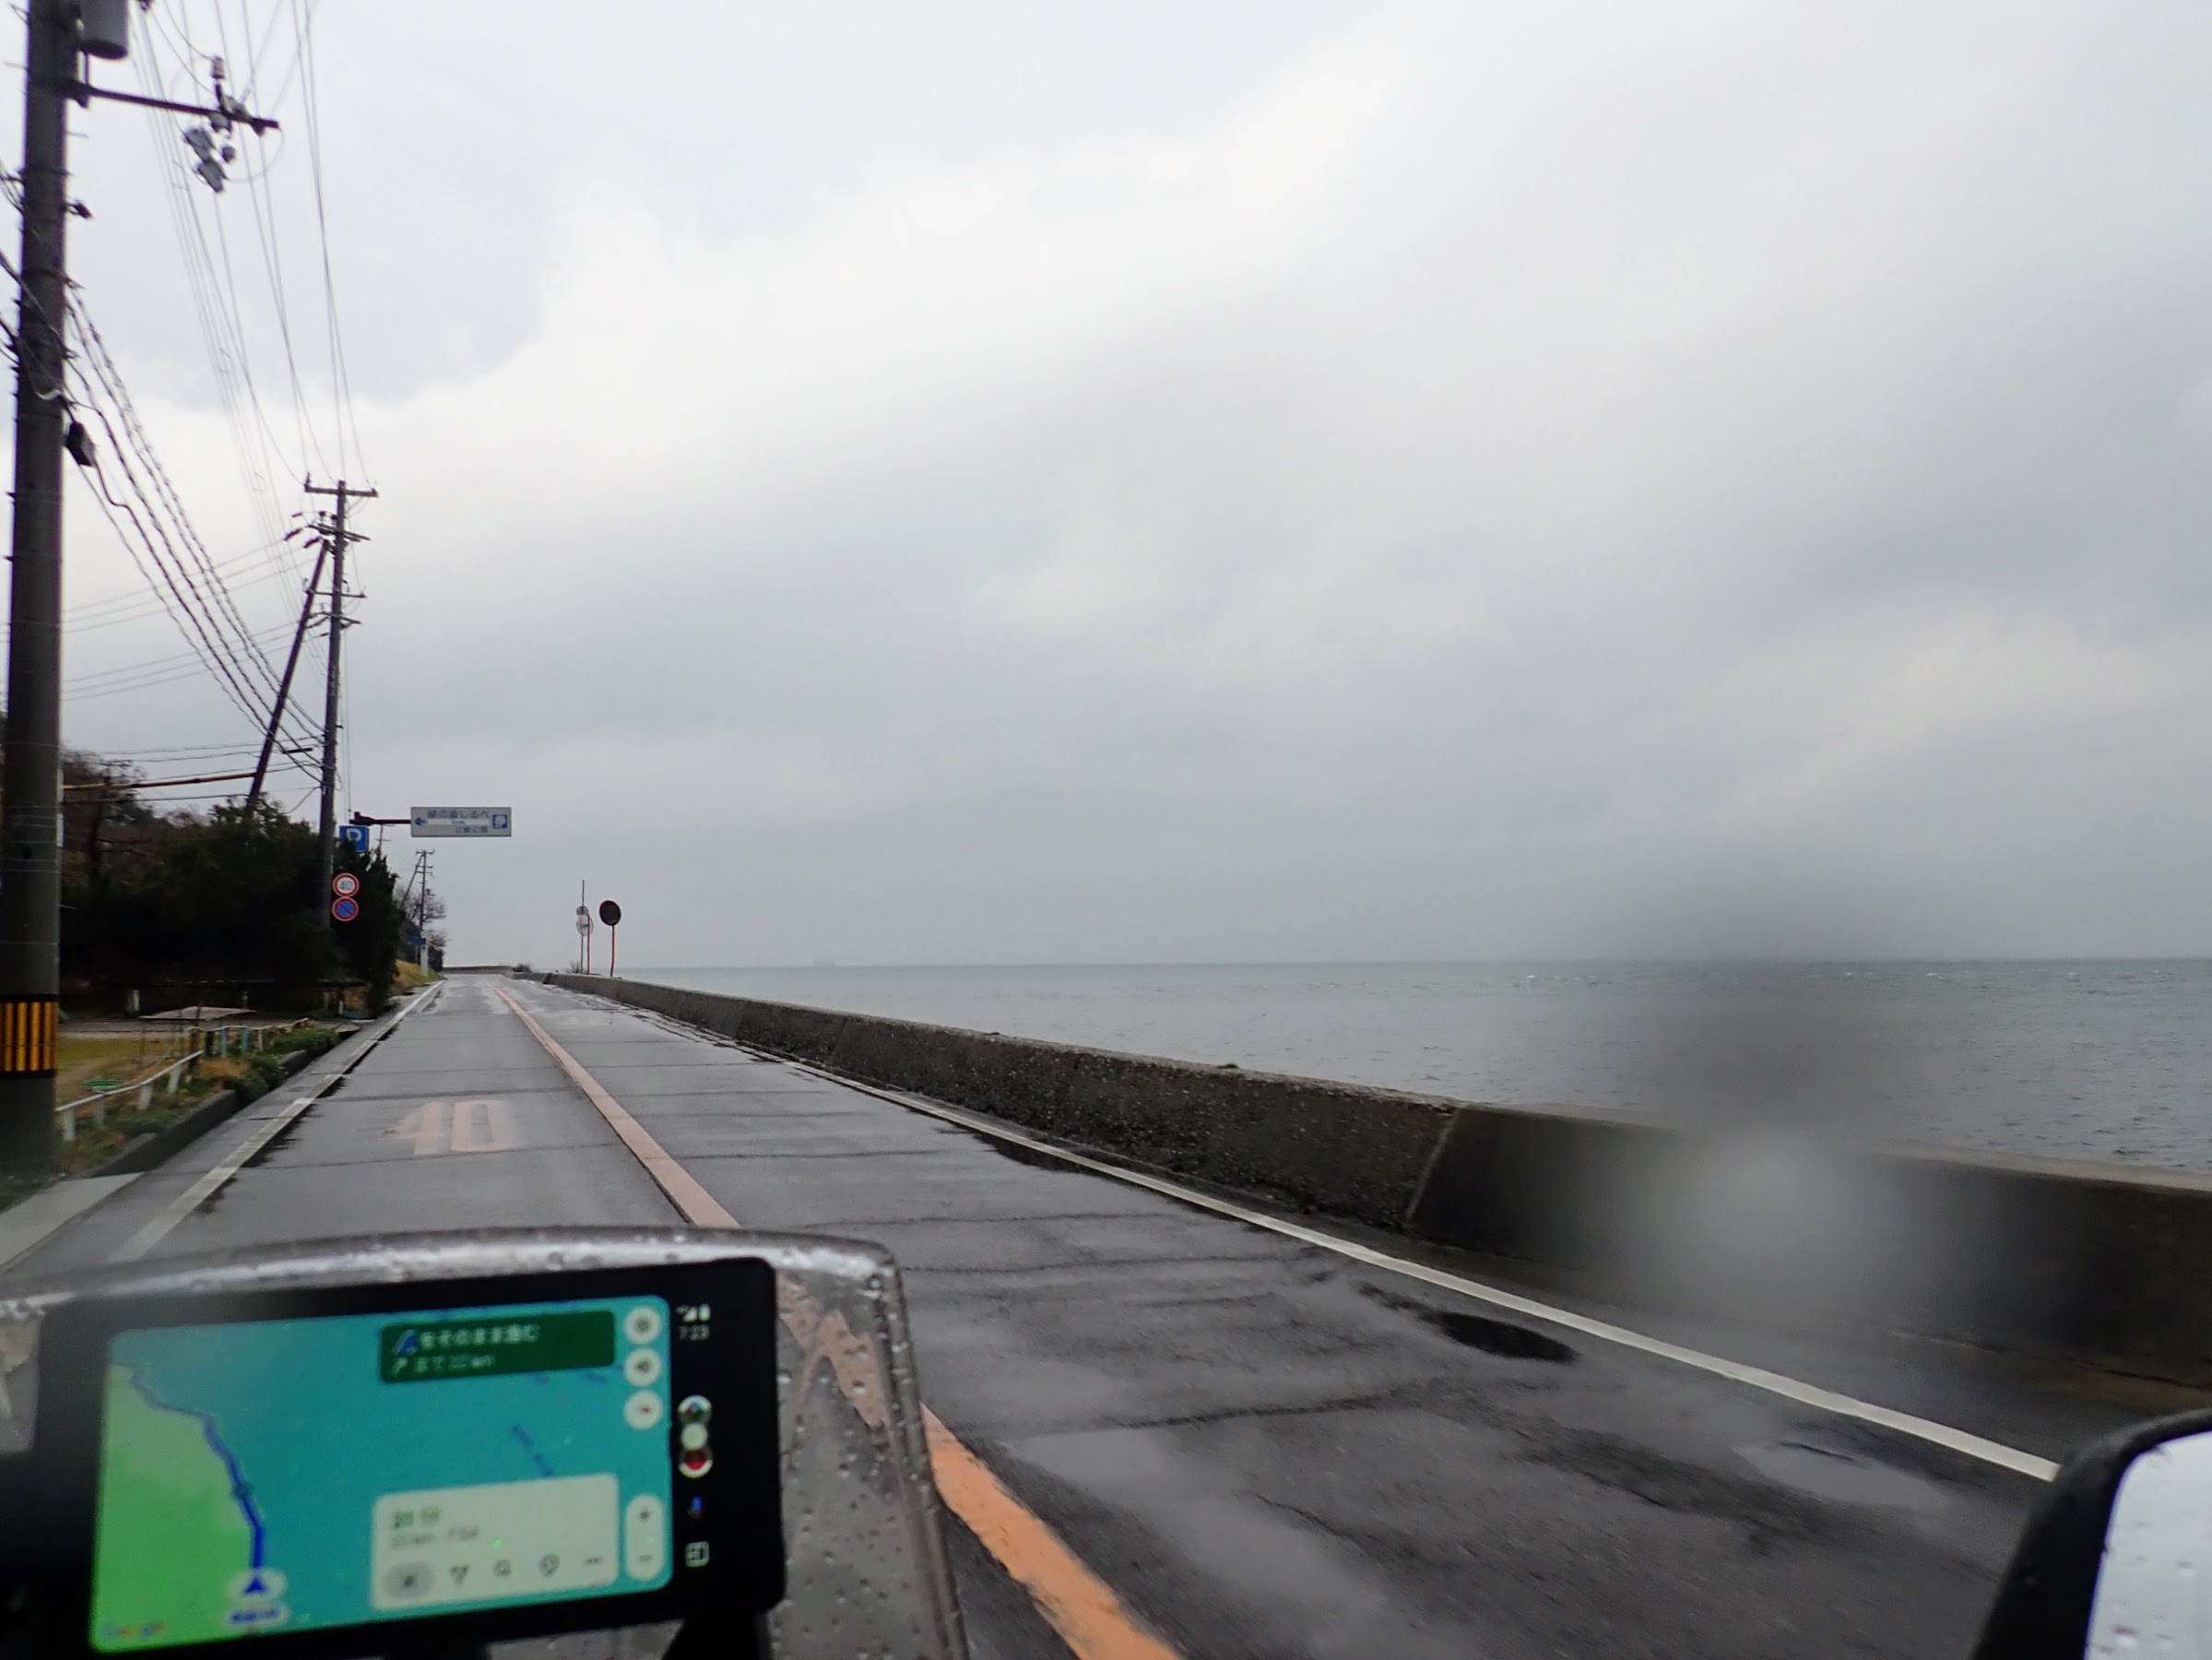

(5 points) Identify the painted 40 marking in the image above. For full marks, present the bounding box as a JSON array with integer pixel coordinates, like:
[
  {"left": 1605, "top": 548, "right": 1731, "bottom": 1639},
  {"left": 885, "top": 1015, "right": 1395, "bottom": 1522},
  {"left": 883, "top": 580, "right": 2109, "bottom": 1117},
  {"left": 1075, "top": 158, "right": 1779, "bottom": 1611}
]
[{"left": 385, "top": 1099, "right": 516, "bottom": 1156}]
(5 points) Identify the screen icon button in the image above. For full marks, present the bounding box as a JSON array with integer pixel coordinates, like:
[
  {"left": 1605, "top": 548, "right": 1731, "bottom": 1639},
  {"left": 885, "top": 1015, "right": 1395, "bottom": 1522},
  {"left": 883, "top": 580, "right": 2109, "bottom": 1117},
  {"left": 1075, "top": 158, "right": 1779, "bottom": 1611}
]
[
  {"left": 625, "top": 1494, "right": 667, "bottom": 1581},
  {"left": 624, "top": 1390, "right": 665, "bottom": 1429},
  {"left": 623, "top": 1347, "right": 662, "bottom": 1386},
  {"left": 622, "top": 1305, "right": 664, "bottom": 1345}
]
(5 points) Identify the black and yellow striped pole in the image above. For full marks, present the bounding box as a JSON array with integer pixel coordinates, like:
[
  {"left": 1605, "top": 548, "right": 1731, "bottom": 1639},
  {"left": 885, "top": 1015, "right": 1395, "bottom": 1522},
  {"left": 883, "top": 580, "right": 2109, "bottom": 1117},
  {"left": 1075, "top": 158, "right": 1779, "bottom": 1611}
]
[
  {"left": 0, "top": 999, "right": 56, "bottom": 1079},
  {"left": 0, "top": 0, "right": 76, "bottom": 1170}
]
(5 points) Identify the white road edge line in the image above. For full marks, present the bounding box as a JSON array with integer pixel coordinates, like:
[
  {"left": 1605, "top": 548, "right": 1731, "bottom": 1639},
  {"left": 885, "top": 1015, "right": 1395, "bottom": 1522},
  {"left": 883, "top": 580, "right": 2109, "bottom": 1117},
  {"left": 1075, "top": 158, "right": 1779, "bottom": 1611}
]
[
  {"left": 750, "top": 1050, "right": 2062, "bottom": 1484},
  {"left": 108, "top": 985, "right": 445, "bottom": 1263}
]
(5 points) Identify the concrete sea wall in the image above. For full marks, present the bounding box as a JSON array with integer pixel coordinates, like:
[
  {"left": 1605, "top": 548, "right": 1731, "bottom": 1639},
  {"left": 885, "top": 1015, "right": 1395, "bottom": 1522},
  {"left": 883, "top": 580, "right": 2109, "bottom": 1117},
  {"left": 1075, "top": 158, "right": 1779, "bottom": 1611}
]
[{"left": 548, "top": 973, "right": 2212, "bottom": 1387}]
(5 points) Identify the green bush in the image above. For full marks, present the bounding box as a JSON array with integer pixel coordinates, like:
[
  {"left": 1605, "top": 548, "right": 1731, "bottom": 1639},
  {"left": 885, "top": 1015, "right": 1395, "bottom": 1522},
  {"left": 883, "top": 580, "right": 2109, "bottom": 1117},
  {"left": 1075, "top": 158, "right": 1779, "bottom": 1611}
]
[
  {"left": 229, "top": 1052, "right": 290, "bottom": 1106},
  {"left": 267, "top": 1026, "right": 339, "bottom": 1059}
]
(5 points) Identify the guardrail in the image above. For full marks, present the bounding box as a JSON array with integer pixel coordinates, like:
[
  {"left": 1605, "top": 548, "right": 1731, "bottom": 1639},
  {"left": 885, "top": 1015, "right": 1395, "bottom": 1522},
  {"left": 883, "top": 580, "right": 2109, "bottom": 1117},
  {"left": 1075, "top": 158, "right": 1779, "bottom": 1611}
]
[
  {"left": 54, "top": 1018, "right": 321, "bottom": 1142},
  {"left": 55, "top": 1049, "right": 197, "bottom": 1143}
]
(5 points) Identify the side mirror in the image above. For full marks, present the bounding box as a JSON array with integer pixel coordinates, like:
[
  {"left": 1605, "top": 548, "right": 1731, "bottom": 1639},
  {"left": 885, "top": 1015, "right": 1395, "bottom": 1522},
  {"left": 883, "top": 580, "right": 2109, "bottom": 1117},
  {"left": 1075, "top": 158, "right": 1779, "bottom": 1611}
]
[{"left": 1976, "top": 1409, "right": 2212, "bottom": 1658}]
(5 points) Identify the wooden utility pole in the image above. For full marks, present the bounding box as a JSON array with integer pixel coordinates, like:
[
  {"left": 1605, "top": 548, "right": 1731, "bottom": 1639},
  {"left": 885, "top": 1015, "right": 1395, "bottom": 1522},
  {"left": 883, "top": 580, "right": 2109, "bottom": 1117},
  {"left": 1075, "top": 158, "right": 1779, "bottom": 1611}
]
[
  {"left": 0, "top": 0, "right": 81, "bottom": 1167},
  {"left": 0, "top": 4, "right": 276, "bottom": 1168}
]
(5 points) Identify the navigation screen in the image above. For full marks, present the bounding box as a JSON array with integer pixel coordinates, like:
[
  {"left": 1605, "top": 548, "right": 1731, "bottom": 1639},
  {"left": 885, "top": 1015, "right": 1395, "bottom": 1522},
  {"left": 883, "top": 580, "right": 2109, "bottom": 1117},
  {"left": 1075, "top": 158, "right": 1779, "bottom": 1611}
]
[{"left": 88, "top": 1295, "right": 679, "bottom": 1652}]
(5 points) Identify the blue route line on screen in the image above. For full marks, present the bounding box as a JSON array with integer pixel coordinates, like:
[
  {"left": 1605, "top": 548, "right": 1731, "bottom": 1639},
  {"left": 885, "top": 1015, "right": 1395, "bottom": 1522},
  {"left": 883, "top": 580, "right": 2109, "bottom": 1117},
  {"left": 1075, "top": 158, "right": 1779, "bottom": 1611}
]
[{"left": 123, "top": 1368, "right": 268, "bottom": 1574}]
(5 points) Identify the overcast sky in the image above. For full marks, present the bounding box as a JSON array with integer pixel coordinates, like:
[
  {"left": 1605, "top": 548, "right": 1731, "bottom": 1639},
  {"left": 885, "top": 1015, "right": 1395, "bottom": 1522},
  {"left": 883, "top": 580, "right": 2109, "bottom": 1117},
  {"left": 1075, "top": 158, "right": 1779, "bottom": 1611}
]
[{"left": 32, "top": 0, "right": 2212, "bottom": 966}]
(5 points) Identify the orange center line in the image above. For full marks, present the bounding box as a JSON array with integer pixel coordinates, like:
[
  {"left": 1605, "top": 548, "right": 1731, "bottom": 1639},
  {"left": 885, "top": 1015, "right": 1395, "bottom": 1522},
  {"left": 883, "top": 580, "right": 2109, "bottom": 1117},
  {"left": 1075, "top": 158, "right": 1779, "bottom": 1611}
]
[{"left": 491, "top": 987, "right": 1180, "bottom": 1660}]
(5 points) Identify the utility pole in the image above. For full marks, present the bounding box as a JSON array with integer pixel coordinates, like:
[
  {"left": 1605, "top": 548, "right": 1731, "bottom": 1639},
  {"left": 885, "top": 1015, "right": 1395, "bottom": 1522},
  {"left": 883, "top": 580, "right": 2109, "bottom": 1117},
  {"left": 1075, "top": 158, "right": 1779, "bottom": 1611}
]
[
  {"left": 0, "top": 6, "right": 274, "bottom": 1169},
  {"left": 303, "top": 480, "right": 374, "bottom": 919},
  {"left": 0, "top": 0, "right": 80, "bottom": 1167},
  {"left": 245, "top": 532, "right": 330, "bottom": 811}
]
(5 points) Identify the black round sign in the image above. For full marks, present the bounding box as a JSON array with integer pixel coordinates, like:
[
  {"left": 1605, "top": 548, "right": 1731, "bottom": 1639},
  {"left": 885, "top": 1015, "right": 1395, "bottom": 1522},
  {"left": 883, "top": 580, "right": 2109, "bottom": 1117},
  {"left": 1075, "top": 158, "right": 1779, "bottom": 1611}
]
[{"left": 597, "top": 899, "right": 622, "bottom": 927}]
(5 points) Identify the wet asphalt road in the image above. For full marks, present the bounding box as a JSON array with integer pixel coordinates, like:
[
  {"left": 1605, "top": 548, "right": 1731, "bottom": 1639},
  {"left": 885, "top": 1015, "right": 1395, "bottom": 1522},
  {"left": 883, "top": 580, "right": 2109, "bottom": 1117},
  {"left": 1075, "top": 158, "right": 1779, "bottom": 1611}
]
[{"left": 12, "top": 976, "right": 2182, "bottom": 1658}]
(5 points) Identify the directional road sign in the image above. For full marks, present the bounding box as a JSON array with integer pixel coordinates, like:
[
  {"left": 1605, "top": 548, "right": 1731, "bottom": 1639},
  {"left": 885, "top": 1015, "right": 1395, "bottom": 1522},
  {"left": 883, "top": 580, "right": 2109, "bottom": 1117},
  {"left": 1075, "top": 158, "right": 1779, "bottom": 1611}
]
[
  {"left": 331, "top": 895, "right": 361, "bottom": 923},
  {"left": 333, "top": 872, "right": 361, "bottom": 898},
  {"left": 411, "top": 806, "right": 512, "bottom": 839}
]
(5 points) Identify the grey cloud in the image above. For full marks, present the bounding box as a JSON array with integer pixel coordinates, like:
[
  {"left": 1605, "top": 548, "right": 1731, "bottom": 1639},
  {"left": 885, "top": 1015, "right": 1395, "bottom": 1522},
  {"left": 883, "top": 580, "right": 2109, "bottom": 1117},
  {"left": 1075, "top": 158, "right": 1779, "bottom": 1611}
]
[{"left": 41, "top": 1, "right": 2212, "bottom": 966}]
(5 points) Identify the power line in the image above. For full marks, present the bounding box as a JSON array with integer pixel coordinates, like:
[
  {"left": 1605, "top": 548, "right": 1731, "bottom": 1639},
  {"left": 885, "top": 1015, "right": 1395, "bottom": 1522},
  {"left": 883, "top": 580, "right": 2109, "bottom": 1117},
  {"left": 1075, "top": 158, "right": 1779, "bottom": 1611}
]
[
  {"left": 65, "top": 767, "right": 264, "bottom": 792},
  {"left": 65, "top": 297, "right": 324, "bottom": 753},
  {"left": 293, "top": 0, "right": 363, "bottom": 478},
  {"left": 66, "top": 620, "right": 292, "bottom": 692},
  {"left": 131, "top": 22, "right": 295, "bottom": 576},
  {"left": 69, "top": 303, "right": 285, "bottom": 687},
  {"left": 68, "top": 539, "right": 290, "bottom": 629},
  {"left": 66, "top": 363, "right": 283, "bottom": 715},
  {"left": 61, "top": 371, "right": 313, "bottom": 748},
  {"left": 71, "top": 443, "right": 281, "bottom": 729},
  {"left": 0, "top": 211, "right": 289, "bottom": 738}
]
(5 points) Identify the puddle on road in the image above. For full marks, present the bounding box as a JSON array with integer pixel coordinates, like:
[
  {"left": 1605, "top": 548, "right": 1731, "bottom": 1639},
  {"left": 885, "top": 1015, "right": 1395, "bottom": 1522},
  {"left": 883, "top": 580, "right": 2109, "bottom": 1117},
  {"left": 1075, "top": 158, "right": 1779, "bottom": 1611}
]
[
  {"left": 241, "top": 1108, "right": 316, "bottom": 1170},
  {"left": 1359, "top": 1284, "right": 1578, "bottom": 1363},
  {"left": 1734, "top": 1440, "right": 1948, "bottom": 1512},
  {"left": 979, "top": 1137, "right": 1079, "bottom": 1176}
]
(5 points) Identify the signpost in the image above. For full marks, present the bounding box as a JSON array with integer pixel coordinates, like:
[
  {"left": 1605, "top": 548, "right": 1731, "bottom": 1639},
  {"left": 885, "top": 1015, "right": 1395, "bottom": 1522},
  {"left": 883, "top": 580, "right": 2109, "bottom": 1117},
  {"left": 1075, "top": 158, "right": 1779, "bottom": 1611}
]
[
  {"left": 597, "top": 900, "right": 622, "bottom": 978},
  {"left": 332, "top": 870, "right": 361, "bottom": 924},
  {"left": 410, "top": 807, "right": 512, "bottom": 839}
]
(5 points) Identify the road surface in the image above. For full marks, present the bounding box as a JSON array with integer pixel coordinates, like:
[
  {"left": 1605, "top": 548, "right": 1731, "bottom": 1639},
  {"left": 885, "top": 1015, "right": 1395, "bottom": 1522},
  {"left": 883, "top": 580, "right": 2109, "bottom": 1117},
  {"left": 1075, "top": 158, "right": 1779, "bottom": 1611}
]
[{"left": 13, "top": 976, "right": 2188, "bottom": 1658}]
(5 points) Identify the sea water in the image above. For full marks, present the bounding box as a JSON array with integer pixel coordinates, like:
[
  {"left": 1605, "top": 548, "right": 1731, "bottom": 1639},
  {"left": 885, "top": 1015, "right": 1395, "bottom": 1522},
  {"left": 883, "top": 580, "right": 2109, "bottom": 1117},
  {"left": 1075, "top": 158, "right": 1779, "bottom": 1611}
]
[{"left": 631, "top": 961, "right": 2212, "bottom": 1172}]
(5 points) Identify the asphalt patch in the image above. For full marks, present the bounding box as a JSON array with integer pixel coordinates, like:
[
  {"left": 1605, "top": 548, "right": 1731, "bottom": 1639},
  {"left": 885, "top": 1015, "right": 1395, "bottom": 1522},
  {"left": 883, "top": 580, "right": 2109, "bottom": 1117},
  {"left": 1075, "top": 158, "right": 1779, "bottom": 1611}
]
[
  {"left": 1735, "top": 1440, "right": 1948, "bottom": 1513},
  {"left": 1524, "top": 1428, "right": 1840, "bottom": 1548}
]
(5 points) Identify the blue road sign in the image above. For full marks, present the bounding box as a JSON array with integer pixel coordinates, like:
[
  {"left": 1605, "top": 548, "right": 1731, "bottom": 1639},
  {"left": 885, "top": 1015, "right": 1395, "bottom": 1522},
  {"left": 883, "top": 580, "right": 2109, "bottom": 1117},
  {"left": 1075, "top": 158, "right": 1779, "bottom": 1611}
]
[
  {"left": 331, "top": 895, "right": 361, "bottom": 923},
  {"left": 340, "top": 824, "right": 370, "bottom": 852}
]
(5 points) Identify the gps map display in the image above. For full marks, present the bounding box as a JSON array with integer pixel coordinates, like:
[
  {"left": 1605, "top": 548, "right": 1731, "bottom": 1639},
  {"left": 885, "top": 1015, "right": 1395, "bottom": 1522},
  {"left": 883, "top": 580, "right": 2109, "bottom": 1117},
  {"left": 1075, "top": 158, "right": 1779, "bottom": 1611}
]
[{"left": 88, "top": 1295, "right": 677, "bottom": 1651}]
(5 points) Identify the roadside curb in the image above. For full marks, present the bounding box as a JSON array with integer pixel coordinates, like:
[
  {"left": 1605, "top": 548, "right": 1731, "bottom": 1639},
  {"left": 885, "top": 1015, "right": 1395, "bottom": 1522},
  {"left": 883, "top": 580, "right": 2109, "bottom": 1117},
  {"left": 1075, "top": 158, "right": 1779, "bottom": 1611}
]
[{"left": 86, "top": 1042, "right": 326, "bottom": 1180}]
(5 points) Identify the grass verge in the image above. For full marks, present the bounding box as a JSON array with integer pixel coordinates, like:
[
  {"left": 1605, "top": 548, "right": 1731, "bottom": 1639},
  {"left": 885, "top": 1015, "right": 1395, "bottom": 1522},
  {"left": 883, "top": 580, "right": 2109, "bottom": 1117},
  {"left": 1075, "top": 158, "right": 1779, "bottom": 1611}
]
[{"left": 41, "top": 1023, "right": 349, "bottom": 1180}]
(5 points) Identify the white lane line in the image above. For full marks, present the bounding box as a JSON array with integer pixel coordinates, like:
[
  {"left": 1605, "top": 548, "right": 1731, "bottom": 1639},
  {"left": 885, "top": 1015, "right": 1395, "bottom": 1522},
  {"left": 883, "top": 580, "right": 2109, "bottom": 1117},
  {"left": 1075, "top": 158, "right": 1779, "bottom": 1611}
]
[
  {"left": 108, "top": 986, "right": 444, "bottom": 1263},
  {"left": 757, "top": 1054, "right": 2062, "bottom": 1484}
]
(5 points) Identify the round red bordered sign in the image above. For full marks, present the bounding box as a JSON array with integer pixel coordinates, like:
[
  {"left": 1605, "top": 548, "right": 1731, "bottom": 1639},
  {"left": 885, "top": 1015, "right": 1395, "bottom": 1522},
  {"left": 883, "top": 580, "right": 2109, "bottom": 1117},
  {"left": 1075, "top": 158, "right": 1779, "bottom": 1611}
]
[{"left": 331, "top": 895, "right": 361, "bottom": 923}]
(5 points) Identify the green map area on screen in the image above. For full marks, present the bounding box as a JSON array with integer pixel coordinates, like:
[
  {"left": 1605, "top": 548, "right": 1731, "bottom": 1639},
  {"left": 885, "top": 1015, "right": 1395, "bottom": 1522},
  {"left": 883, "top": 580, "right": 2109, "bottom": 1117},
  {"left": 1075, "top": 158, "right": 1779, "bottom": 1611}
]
[
  {"left": 89, "top": 1298, "right": 673, "bottom": 1653},
  {"left": 94, "top": 1369, "right": 263, "bottom": 1646}
]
